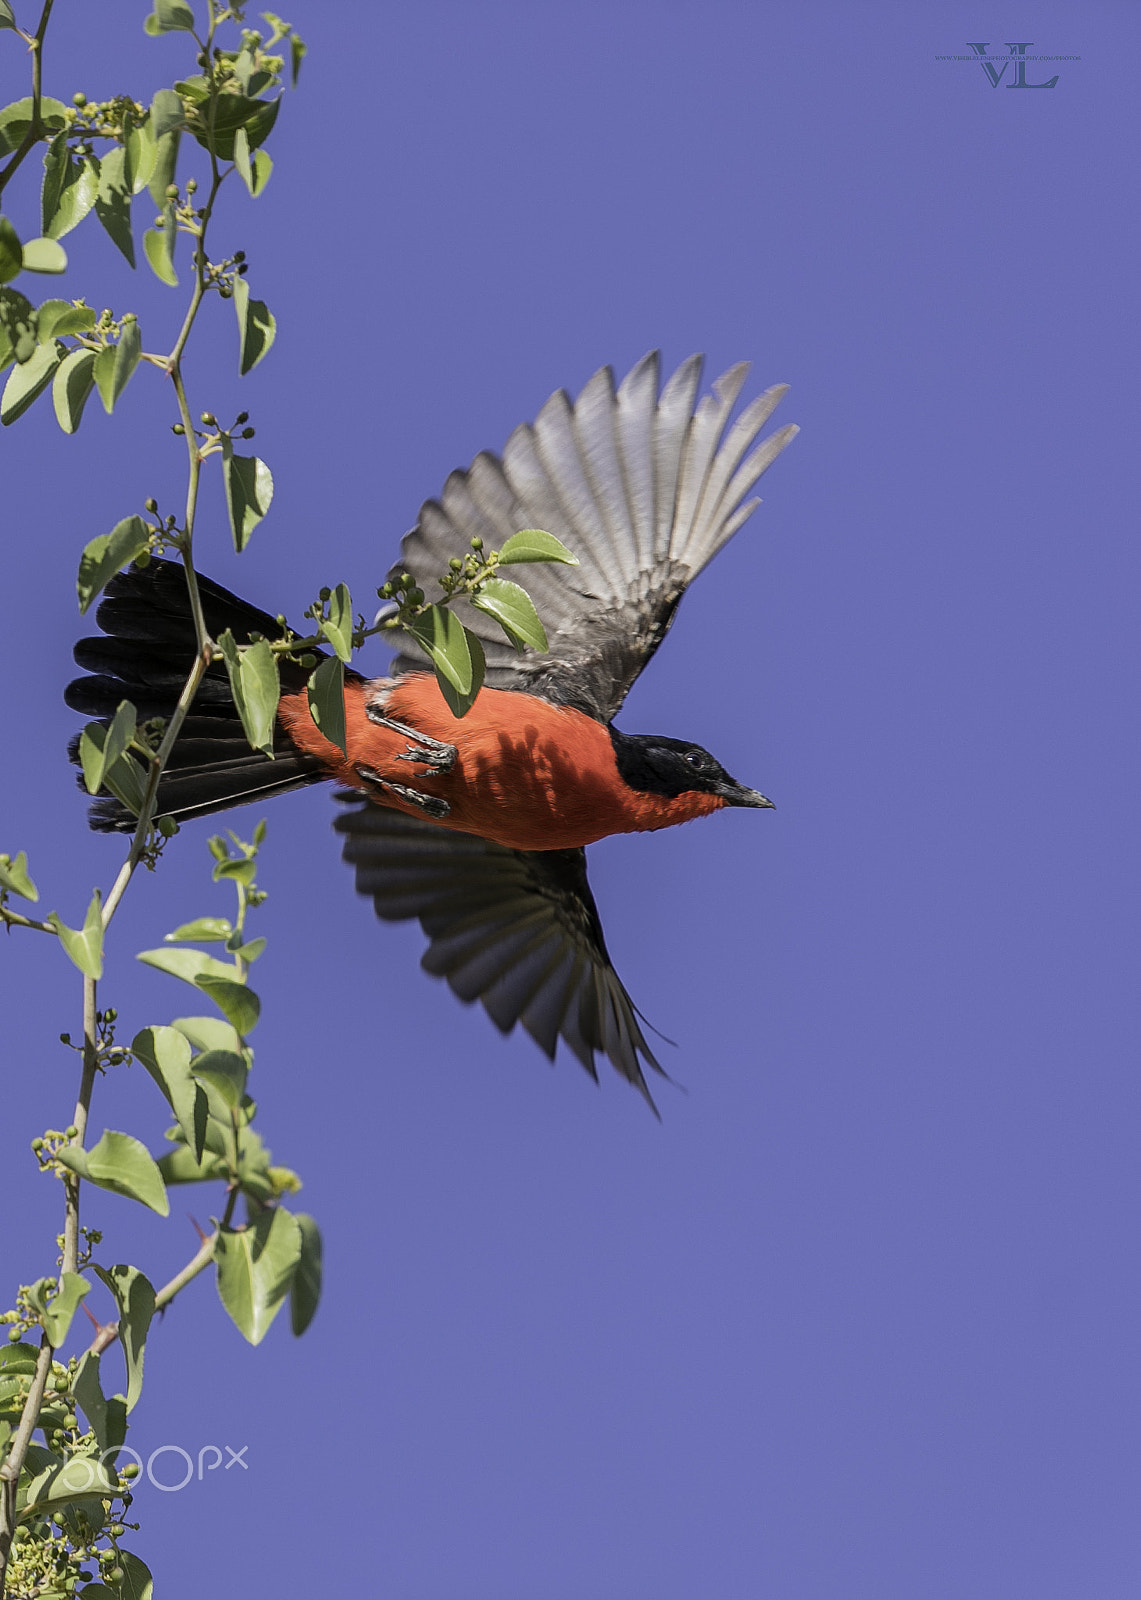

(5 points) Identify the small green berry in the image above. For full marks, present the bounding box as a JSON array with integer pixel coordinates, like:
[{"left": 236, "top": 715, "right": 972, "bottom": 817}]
[
  {"left": 65, "top": 1126, "right": 78, "bottom": 1139},
  {"left": 31, "top": 1137, "right": 43, "bottom": 1152},
  {"left": 470, "top": 536, "right": 484, "bottom": 550},
  {"left": 73, "top": 93, "right": 87, "bottom": 107},
  {"left": 7, "top": 1327, "right": 20, "bottom": 1342}
]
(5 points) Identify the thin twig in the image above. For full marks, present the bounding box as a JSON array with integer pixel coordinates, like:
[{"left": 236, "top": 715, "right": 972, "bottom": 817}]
[
  {"left": 0, "top": 0, "right": 55, "bottom": 202},
  {"left": 0, "top": 908, "right": 58, "bottom": 935}
]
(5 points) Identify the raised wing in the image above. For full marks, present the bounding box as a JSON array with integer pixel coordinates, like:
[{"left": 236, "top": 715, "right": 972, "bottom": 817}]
[
  {"left": 388, "top": 352, "right": 797, "bottom": 722},
  {"left": 334, "top": 799, "right": 664, "bottom": 1106}
]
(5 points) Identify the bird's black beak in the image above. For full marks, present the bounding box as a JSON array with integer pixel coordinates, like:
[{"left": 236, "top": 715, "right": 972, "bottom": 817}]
[{"left": 716, "top": 779, "right": 775, "bottom": 810}]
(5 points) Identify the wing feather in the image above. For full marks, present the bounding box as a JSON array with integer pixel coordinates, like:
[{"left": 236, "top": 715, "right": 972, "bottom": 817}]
[
  {"left": 335, "top": 801, "right": 663, "bottom": 1104},
  {"left": 388, "top": 352, "right": 797, "bottom": 720}
]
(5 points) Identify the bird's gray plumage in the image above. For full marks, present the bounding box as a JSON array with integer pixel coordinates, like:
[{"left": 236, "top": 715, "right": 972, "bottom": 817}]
[{"left": 387, "top": 352, "right": 797, "bottom": 722}]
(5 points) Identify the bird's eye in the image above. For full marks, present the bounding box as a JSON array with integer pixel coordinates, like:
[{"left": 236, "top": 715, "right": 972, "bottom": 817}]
[{"left": 685, "top": 750, "right": 707, "bottom": 769}]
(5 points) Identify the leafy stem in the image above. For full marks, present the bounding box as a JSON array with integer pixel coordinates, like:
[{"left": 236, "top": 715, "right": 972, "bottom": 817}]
[{"left": 0, "top": 0, "right": 54, "bottom": 201}]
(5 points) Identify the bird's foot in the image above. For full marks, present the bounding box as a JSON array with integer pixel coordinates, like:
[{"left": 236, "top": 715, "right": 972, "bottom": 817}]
[
  {"left": 365, "top": 702, "right": 457, "bottom": 772},
  {"left": 356, "top": 765, "right": 451, "bottom": 821}
]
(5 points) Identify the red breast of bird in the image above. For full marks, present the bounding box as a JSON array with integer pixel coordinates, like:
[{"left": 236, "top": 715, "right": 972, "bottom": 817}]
[{"left": 276, "top": 671, "right": 724, "bottom": 852}]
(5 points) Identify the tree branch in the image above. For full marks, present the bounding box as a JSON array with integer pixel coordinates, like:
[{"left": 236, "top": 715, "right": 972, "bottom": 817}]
[{"left": 0, "top": 0, "right": 56, "bottom": 202}]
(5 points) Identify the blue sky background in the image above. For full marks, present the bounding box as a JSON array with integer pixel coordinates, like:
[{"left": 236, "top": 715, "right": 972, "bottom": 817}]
[{"left": 2, "top": 3, "right": 1138, "bottom": 1596}]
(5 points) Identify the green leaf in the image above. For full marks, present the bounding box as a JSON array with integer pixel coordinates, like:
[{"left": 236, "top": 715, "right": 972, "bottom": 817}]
[
  {"left": 100, "top": 749, "right": 147, "bottom": 817},
  {"left": 76, "top": 516, "right": 150, "bottom": 612},
  {"left": 289, "top": 1213, "right": 321, "bottom": 1335},
  {"left": 137, "top": 946, "right": 236, "bottom": 984},
  {"left": 131, "top": 1025, "right": 209, "bottom": 1161},
  {"left": 93, "top": 344, "right": 115, "bottom": 411},
  {"left": 20, "top": 236, "right": 66, "bottom": 274},
  {"left": 157, "top": 1143, "right": 229, "bottom": 1184},
  {"left": 48, "top": 891, "right": 104, "bottom": 979},
  {"left": 38, "top": 299, "right": 95, "bottom": 339},
  {"left": 190, "top": 1048, "right": 247, "bottom": 1107},
  {"left": 90, "top": 1264, "right": 155, "bottom": 1412},
  {"left": 142, "top": 208, "right": 177, "bottom": 286},
  {"left": 196, "top": 975, "right": 261, "bottom": 1035},
  {"left": 58, "top": 1131, "right": 169, "bottom": 1217},
  {"left": 73, "top": 1352, "right": 128, "bottom": 1457},
  {"left": 0, "top": 850, "right": 37, "bottom": 901},
  {"left": 0, "top": 2, "right": 16, "bottom": 32},
  {"left": 290, "top": 33, "right": 307, "bottom": 87},
  {"left": 233, "top": 127, "right": 274, "bottom": 197},
  {"left": 319, "top": 582, "right": 353, "bottom": 662},
  {"left": 79, "top": 700, "right": 136, "bottom": 794},
  {"left": 104, "top": 1550, "right": 153, "bottom": 1600},
  {"left": 22, "top": 1450, "right": 118, "bottom": 1516},
  {"left": 216, "top": 629, "right": 280, "bottom": 755},
  {"left": 0, "top": 95, "right": 67, "bottom": 158},
  {"left": 222, "top": 445, "right": 273, "bottom": 550},
  {"left": 147, "top": 129, "right": 180, "bottom": 206},
  {"left": 29, "top": 1272, "right": 89, "bottom": 1347},
  {"left": 215, "top": 1206, "right": 301, "bottom": 1345},
  {"left": 406, "top": 604, "right": 476, "bottom": 695},
  {"left": 94, "top": 146, "right": 135, "bottom": 267},
  {"left": 471, "top": 575, "right": 549, "bottom": 652},
  {"left": 438, "top": 628, "right": 485, "bottom": 719},
  {"left": 233, "top": 274, "right": 275, "bottom": 374},
  {"left": 51, "top": 347, "right": 95, "bottom": 433},
  {"left": 190, "top": 92, "right": 279, "bottom": 163},
  {"left": 144, "top": 0, "right": 196, "bottom": 33},
  {"left": 172, "top": 1013, "right": 244, "bottom": 1053},
  {"left": 126, "top": 119, "right": 157, "bottom": 194},
  {"left": 212, "top": 856, "right": 256, "bottom": 884},
  {"left": 0, "top": 214, "right": 21, "bottom": 283},
  {"left": 110, "top": 314, "right": 141, "bottom": 401},
  {"left": 250, "top": 147, "right": 273, "bottom": 194},
  {"left": 41, "top": 132, "right": 69, "bottom": 232},
  {"left": 165, "top": 916, "right": 233, "bottom": 942},
  {"left": 43, "top": 145, "right": 100, "bottom": 240},
  {"left": 497, "top": 527, "right": 579, "bottom": 565},
  {"left": 0, "top": 334, "right": 59, "bottom": 423},
  {"left": 0, "top": 285, "right": 35, "bottom": 364},
  {"left": 149, "top": 88, "right": 185, "bottom": 142},
  {"left": 233, "top": 125, "right": 252, "bottom": 190},
  {"left": 306, "top": 655, "right": 346, "bottom": 756}
]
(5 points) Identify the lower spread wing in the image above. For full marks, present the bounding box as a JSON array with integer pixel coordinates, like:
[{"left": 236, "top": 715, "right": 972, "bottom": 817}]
[
  {"left": 388, "top": 351, "right": 798, "bottom": 722},
  {"left": 333, "top": 798, "right": 664, "bottom": 1106}
]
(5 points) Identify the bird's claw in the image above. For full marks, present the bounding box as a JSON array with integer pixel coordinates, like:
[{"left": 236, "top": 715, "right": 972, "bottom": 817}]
[
  {"left": 356, "top": 766, "right": 451, "bottom": 820},
  {"left": 397, "top": 742, "right": 456, "bottom": 772},
  {"left": 365, "top": 702, "right": 457, "bottom": 773}
]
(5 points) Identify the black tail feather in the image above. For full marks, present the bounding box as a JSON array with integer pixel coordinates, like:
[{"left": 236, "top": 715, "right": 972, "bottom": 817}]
[{"left": 66, "top": 559, "right": 336, "bottom": 832}]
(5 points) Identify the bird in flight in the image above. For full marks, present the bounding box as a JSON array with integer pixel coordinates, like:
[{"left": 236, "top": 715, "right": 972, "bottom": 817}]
[{"left": 68, "top": 352, "right": 797, "bottom": 1106}]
